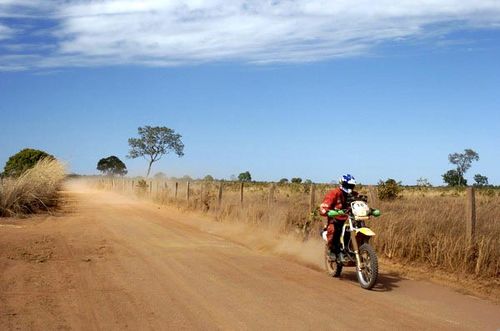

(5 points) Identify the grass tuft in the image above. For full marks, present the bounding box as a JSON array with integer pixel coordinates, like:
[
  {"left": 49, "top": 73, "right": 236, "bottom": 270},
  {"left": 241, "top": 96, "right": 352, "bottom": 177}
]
[{"left": 0, "top": 159, "right": 66, "bottom": 217}]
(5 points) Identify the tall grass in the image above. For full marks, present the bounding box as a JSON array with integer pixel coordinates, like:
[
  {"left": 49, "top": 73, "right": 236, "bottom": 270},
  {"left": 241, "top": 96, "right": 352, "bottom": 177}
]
[
  {"left": 0, "top": 159, "right": 66, "bottom": 217},
  {"left": 370, "top": 193, "right": 499, "bottom": 279}
]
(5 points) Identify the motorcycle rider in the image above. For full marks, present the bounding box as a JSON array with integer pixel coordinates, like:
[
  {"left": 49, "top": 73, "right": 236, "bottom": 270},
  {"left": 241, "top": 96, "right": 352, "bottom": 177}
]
[{"left": 320, "top": 174, "right": 358, "bottom": 260}]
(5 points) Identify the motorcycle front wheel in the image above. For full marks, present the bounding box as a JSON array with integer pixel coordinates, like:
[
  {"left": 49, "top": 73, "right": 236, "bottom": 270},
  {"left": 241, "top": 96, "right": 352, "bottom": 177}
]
[
  {"left": 356, "top": 243, "right": 378, "bottom": 289},
  {"left": 324, "top": 245, "right": 342, "bottom": 277}
]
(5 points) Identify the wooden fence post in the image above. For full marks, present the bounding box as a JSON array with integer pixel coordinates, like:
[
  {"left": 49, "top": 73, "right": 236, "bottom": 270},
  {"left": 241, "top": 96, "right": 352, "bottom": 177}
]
[
  {"left": 175, "top": 182, "right": 178, "bottom": 199},
  {"left": 186, "top": 181, "right": 190, "bottom": 203},
  {"left": 466, "top": 187, "right": 476, "bottom": 243},
  {"left": 309, "top": 184, "right": 316, "bottom": 212},
  {"left": 200, "top": 182, "right": 204, "bottom": 204},
  {"left": 217, "top": 182, "right": 223, "bottom": 208},
  {"left": 268, "top": 183, "right": 275, "bottom": 207},
  {"left": 368, "top": 185, "right": 378, "bottom": 205},
  {"left": 240, "top": 182, "right": 244, "bottom": 206}
]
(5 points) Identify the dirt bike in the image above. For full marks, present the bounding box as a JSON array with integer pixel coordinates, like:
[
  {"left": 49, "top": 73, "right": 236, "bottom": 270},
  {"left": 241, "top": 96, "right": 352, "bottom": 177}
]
[{"left": 321, "top": 199, "right": 381, "bottom": 290}]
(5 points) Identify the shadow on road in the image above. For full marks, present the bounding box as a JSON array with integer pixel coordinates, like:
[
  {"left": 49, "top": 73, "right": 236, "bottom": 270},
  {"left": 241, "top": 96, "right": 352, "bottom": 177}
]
[{"left": 339, "top": 271, "right": 403, "bottom": 292}]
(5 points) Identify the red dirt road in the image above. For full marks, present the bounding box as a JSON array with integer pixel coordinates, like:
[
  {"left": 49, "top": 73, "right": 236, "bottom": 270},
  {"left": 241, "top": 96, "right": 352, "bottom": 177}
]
[{"left": 1, "top": 187, "right": 499, "bottom": 330}]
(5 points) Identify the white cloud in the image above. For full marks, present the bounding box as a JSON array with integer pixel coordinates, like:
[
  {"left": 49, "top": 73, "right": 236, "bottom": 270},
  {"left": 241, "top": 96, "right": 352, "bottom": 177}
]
[
  {"left": 1, "top": 0, "right": 500, "bottom": 70},
  {"left": 0, "top": 24, "right": 13, "bottom": 40}
]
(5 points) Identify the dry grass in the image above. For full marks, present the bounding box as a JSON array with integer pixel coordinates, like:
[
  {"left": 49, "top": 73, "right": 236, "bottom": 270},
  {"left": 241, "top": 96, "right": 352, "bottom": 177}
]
[
  {"left": 0, "top": 159, "right": 66, "bottom": 217},
  {"left": 370, "top": 193, "right": 499, "bottom": 280},
  {"left": 91, "top": 178, "right": 499, "bottom": 284}
]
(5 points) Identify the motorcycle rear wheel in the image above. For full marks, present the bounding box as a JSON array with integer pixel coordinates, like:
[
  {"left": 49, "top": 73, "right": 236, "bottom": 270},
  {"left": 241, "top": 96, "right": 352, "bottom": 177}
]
[
  {"left": 356, "top": 243, "right": 378, "bottom": 289},
  {"left": 324, "top": 245, "right": 342, "bottom": 277}
]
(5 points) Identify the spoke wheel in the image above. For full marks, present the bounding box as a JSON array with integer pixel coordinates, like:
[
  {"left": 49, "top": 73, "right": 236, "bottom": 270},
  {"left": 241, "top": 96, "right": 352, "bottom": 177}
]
[{"left": 356, "top": 243, "right": 378, "bottom": 289}]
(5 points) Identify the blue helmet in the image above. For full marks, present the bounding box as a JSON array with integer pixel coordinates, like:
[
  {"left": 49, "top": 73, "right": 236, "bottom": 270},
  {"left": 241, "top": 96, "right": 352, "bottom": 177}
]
[{"left": 339, "top": 174, "right": 356, "bottom": 194}]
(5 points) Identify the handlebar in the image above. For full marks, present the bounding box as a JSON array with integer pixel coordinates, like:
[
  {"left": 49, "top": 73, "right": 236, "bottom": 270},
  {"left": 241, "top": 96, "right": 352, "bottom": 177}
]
[
  {"left": 327, "top": 209, "right": 345, "bottom": 217},
  {"left": 326, "top": 208, "right": 381, "bottom": 218}
]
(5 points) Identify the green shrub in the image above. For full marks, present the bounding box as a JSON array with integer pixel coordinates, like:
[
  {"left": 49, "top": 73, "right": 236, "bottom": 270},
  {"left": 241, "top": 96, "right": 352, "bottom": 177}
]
[
  {"left": 377, "top": 178, "right": 402, "bottom": 200},
  {"left": 3, "top": 148, "right": 55, "bottom": 178}
]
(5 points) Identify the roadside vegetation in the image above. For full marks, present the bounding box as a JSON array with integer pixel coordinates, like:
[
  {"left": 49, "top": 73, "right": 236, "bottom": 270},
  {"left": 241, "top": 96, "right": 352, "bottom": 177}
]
[
  {"left": 0, "top": 149, "right": 66, "bottom": 217},
  {"left": 91, "top": 176, "right": 499, "bottom": 288}
]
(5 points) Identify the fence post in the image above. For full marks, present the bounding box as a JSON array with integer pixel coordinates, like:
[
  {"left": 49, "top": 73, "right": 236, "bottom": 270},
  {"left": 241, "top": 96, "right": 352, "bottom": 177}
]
[
  {"left": 217, "top": 182, "right": 223, "bottom": 209},
  {"left": 186, "top": 181, "right": 190, "bottom": 203},
  {"left": 268, "top": 183, "right": 275, "bottom": 207},
  {"left": 368, "top": 185, "right": 378, "bottom": 205},
  {"left": 149, "top": 181, "right": 153, "bottom": 196},
  {"left": 175, "top": 182, "right": 178, "bottom": 199},
  {"left": 200, "top": 182, "right": 204, "bottom": 204},
  {"left": 309, "top": 184, "right": 316, "bottom": 212},
  {"left": 240, "top": 182, "right": 244, "bottom": 206},
  {"left": 466, "top": 187, "right": 476, "bottom": 243},
  {"left": 132, "top": 180, "right": 135, "bottom": 191}
]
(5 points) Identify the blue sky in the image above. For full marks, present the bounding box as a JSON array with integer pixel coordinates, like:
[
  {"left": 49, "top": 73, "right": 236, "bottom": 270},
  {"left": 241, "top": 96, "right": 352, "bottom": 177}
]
[{"left": 1, "top": 1, "right": 499, "bottom": 185}]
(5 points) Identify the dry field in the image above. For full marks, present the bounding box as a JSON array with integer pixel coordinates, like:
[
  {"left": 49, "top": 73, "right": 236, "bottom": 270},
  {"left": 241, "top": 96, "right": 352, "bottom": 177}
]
[{"left": 92, "top": 178, "right": 499, "bottom": 288}]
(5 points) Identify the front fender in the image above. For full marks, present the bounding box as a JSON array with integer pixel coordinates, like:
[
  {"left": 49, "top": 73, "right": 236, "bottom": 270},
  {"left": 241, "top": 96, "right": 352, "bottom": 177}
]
[{"left": 356, "top": 227, "right": 376, "bottom": 236}]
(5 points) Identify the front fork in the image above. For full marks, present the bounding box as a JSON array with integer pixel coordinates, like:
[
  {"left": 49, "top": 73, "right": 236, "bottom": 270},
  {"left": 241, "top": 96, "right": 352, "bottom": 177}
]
[
  {"left": 345, "top": 219, "right": 363, "bottom": 271},
  {"left": 351, "top": 234, "right": 363, "bottom": 272}
]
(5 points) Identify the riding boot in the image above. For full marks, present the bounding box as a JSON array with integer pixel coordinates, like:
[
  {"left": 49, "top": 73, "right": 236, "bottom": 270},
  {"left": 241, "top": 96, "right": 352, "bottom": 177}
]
[
  {"left": 326, "top": 242, "right": 336, "bottom": 261},
  {"left": 332, "top": 242, "right": 343, "bottom": 262}
]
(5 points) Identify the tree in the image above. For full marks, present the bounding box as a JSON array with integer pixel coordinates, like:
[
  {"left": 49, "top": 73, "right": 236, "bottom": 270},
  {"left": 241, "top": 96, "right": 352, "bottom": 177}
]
[
  {"left": 473, "top": 174, "right": 488, "bottom": 187},
  {"left": 448, "top": 149, "right": 479, "bottom": 186},
  {"left": 153, "top": 172, "right": 167, "bottom": 180},
  {"left": 2, "top": 148, "right": 54, "bottom": 177},
  {"left": 377, "top": 178, "right": 402, "bottom": 200},
  {"left": 238, "top": 171, "right": 252, "bottom": 182},
  {"left": 97, "top": 156, "right": 127, "bottom": 176},
  {"left": 203, "top": 175, "right": 215, "bottom": 181},
  {"left": 304, "top": 179, "right": 313, "bottom": 185},
  {"left": 442, "top": 169, "right": 467, "bottom": 187},
  {"left": 181, "top": 175, "right": 193, "bottom": 182},
  {"left": 278, "top": 178, "right": 289, "bottom": 184},
  {"left": 416, "top": 177, "right": 432, "bottom": 188},
  {"left": 291, "top": 177, "right": 302, "bottom": 184},
  {"left": 128, "top": 126, "right": 184, "bottom": 177}
]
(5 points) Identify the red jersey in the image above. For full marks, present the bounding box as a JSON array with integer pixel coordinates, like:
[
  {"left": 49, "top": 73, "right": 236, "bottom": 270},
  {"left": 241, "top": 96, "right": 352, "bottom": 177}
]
[{"left": 320, "top": 187, "right": 357, "bottom": 221}]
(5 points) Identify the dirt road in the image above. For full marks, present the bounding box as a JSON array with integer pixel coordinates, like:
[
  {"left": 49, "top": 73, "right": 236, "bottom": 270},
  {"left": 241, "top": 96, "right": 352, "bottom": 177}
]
[{"left": 1, "top": 187, "right": 499, "bottom": 330}]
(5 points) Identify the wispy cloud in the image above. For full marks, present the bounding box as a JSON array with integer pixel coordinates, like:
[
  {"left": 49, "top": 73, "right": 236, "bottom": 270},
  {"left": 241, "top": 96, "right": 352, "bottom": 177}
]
[
  {"left": 1, "top": 0, "right": 500, "bottom": 70},
  {"left": 0, "top": 23, "right": 13, "bottom": 40}
]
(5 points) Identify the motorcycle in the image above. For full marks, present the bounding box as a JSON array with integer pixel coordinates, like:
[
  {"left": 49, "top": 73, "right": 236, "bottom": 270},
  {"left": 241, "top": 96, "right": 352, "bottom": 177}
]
[{"left": 321, "top": 198, "right": 381, "bottom": 290}]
